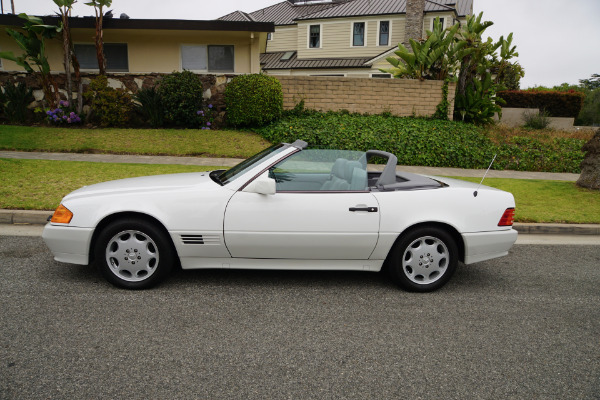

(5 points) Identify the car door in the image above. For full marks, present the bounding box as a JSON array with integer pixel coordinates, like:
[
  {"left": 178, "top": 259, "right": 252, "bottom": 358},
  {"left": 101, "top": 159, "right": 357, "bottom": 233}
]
[{"left": 223, "top": 149, "right": 380, "bottom": 260}]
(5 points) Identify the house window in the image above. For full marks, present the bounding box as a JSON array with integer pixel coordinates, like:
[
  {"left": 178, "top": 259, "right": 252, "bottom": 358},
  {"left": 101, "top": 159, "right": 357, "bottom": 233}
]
[
  {"left": 208, "top": 45, "right": 234, "bottom": 72},
  {"left": 309, "top": 25, "right": 320, "bottom": 48},
  {"left": 432, "top": 17, "right": 445, "bottom": 30},
  {"left": 74, "top": 43, "right": 129, "bottom": 72},
  {"left": 181, "top": 45, "right": 207, "bottom": 70},
  {"left": 267, "top": 32, "right": 273, "bottom": 41},
  {"left": 353, "top": 22, "right": 365, "bottom": 46},
  {"left": 371, "top": 73, "right": 392, "bottom": 78},
  {"left": 379, "top": 21, "right": 389, "bottom": 46},
  {"left": 181, "top": 45, "right": 234, "bottom": 72}
]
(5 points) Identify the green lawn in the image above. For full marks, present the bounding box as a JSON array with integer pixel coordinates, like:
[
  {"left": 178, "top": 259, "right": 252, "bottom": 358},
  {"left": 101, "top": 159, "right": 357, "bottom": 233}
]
[
  {"left": 0, "top": 125, "right": 271, "bottom": 158},
  {"left": 1, "top": 158, "right": 598, "bottom": 224},
  {"left": 450, "top": 177, "right": 600, "bottom": 224},
  {"left": 0, "top": 158, "right": 218, "bottom": 210}
]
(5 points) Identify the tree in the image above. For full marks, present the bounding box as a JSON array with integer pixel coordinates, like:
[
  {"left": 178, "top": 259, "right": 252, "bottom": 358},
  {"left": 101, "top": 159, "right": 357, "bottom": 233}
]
[
  {"left": 579, "top": 74, "right": 600, "bottom": 91},
  {"left": 382, "top": 18, "right": 464, "bottom": 81},
  {"left": 85, "top": 0, "right": 112, "bottom": 75},
  {"left": 53, "top": 0, "right": 79, "bottom": 109},
  {"left": 0, "top": 14, "right": 61, "bottom": 108}
]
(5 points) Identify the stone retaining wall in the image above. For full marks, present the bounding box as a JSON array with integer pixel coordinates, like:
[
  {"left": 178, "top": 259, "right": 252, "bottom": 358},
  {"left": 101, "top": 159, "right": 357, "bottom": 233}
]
[
  {"left": 0, "top": 71, "right": 234, "bottom": 114},
  {"left": 1, "top": 72, "right": 454, "bottom": 121},
  {"left": 276, "top": 76, "right": 455, "bottom": 119}
]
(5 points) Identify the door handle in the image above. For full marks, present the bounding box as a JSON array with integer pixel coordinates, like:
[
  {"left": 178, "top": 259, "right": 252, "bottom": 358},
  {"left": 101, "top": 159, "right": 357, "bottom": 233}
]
[{"left": 349, "top": 206, "right": 378, "bottom": 212}]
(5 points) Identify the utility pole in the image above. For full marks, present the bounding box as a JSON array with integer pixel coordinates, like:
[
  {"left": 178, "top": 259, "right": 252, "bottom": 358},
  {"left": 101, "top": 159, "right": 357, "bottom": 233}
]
[{"left": 11, "top": 0, "right": 15, "bottom": 14}]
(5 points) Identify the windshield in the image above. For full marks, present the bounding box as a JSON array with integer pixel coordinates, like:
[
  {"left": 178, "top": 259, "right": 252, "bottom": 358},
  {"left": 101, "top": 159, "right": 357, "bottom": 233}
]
[{"left": 217, "top": 144, "right": 287, "bottom": 185}]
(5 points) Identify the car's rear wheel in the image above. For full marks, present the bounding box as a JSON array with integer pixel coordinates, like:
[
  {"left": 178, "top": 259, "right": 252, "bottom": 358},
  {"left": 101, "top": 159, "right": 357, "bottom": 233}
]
[
  {"left": 95, "top": 219, "right": 174, "bottom": 289},
  {"left": 387, "top": 226, "right": 458, "bottom": 292}
]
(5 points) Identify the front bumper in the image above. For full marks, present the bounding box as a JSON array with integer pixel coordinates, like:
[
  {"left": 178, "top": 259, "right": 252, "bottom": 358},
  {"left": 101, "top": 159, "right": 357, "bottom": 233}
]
[
  {"left": 462, "top": 229, "right": 518, "bottom": 264},
  {"left": 42, "top": 223, "right": 94, "bottom": 265}
]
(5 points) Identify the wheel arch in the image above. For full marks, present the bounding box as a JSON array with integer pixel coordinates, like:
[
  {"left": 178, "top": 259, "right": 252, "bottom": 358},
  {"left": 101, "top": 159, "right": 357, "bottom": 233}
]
[
  {"left": 388, "top": 222, "right": 465, "bottom": 263},
  {"left": 89, "top": 211, "right": 178, "bottom": 264}
]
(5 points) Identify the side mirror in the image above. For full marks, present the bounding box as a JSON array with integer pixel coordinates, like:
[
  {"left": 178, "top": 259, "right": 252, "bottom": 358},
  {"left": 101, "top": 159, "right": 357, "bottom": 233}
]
[{"left": 243, "top": 172, "right": 276, "bottom": 195}]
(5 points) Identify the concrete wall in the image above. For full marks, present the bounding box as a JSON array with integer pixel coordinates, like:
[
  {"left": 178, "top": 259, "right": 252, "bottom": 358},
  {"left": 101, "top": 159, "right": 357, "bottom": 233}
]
[
  {"left": 277, "top": 76, "right": 455, "bottom": 118},
  {"left": 495, "top": 107, "right": 575, "bottom": 130}
]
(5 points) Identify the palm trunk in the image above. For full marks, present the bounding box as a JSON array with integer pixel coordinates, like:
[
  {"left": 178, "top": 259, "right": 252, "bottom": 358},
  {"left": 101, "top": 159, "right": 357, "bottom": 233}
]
[
  {"left": 61, "top": 10, "right": 73, "bottom": 105},
  {"left": 95, "top": 7, "right": 106, "bottom": 75}
]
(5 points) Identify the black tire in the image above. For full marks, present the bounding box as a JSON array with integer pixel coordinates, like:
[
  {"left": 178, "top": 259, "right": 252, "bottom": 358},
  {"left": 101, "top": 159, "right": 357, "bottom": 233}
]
[
  {"left": 387, "top": 226, "right": 458, "bottom": 292},
  {"left": 94, "top": 218, "right": 175, "bottom": 289}
]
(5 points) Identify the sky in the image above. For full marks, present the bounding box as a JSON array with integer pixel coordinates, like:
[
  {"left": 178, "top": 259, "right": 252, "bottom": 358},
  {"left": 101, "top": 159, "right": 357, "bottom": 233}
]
[{"left": 4, "top": 0, "right": 600, "bottom": 89}]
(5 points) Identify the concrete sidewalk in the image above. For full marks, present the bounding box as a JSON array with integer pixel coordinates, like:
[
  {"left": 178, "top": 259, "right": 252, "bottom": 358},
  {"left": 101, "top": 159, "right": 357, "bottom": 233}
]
[{"left": 0, "top": 150, "right": 581, "bottom": 181}]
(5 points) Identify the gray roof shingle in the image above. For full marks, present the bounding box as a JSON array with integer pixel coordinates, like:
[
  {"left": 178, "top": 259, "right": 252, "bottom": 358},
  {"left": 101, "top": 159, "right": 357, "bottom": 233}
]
[{"left": 261, "top": 51, "right": 374, "bottom": 70}]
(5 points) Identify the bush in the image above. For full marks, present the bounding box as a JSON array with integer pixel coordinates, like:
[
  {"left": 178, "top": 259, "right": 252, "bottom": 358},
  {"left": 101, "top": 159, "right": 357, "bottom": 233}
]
[
  {"left": 1, "top": 82, "right": 34, "bottom": 123},
  {"left": 84, "top": 76, "right": 133, "bottom": 127},
  {"left": 495, "top": 137, "right": 585, "bottom": 173},
  {"left": 133, "top": 86, "right": 164, "bottom": 128},
  {"left": 45, "top": 100, "right": 82, "bottom": 125},
  {"left": 498, "top": 90, "right": 585, "bottom": 117},
  {"left": 255, "top": 111, "right": 496, "bottom": 169},
  {"left": 522, "top": 109, "right": 551, "bottom": 129},
  {"left": 158, "top": 70, "right": 204, "bottom": 128},
  {"left": 225, "top": 74, "right": 282, "bottom": 127},
  {"left": 255, "top": 111, "right": 585, "bottom": 173}
]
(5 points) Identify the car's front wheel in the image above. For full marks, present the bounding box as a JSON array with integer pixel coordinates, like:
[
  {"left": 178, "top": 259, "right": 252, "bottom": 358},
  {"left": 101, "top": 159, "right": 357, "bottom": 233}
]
[
  {"left": 95, "top": 218, "right": 174, "bottom": 289},
  {"left": 387, "top": 226, "right": 458, "bottom": 292}
]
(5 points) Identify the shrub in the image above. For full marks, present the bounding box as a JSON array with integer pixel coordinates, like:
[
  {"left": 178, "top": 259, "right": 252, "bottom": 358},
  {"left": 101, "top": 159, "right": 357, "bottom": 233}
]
[
  {"left": 133, "top": 86, "right": 164, "bottom": 128},
  {"left": 522, "top": 109, "right": 551, "bottom": 129},
  {"left": 225, "top": 74, "right": 283, "bottom": 127},
  {"left": 255, "top": 111, "right": 496, "bottom": 169},
  {"left": 255, "top": 111, "right": 585, "bottom": 173},
  {"left": 84, "top": 75, "right": 133, "bottom": 127},
  {"left": 158, "top": 70, "right": 204, "bottom": 128},
  {"left": 1, "top": 82, "right": 34, "bottom": 123},
  {"left": 498, "top": 90, "right": 585, "bottom": 117},
  {"left": 46, "top": 100, "right": 82, "bottom": 125}
]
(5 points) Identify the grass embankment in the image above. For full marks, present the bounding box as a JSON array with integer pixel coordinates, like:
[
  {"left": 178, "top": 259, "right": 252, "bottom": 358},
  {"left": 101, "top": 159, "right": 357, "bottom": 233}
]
[
  {"left": 0, "top": 159, "right": 218, "bottom": 210},
  {"left": 1, "top": 158, "right": 598, "bottom": 224},
  {"left": 0, "top": 125, "right": 270, "bottom": 158}
]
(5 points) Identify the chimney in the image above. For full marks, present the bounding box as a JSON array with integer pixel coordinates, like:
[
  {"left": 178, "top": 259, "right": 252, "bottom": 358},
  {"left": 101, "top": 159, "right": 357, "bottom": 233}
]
[{"left": 404, "top": 0, "right": 425, "bottom": 46}]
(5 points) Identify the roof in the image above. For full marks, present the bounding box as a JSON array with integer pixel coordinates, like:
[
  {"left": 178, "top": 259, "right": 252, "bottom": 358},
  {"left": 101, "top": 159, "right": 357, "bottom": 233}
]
[
  {"left": 261, "top": 51, "right": 374, "bottom": 70},
  {"left": 221, "top": 0, "right": 472, "bottom": 26},
  {"left": 0, "top": 14, "right": 274, "bottom": 32},
  {"left": 297, "top": 0, "right": 470, "bottom": 21}
]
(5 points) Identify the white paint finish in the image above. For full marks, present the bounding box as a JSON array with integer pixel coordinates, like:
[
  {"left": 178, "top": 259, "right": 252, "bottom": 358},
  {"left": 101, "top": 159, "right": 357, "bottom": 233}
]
[
  {"left": 224, "top": 191, "right": 380, "bottom": 259},
  {"left": 42, "top": 224, "right": 94, "bottom": 265},
  {"left": 462, "top": 229, "right": 518, "bottom": 264},
  {"left": 180, "top": 257, "right": 385, "bottom": 272}
]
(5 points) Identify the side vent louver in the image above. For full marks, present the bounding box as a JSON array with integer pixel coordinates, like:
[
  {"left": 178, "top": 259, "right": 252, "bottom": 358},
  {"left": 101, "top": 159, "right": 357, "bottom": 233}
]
[{"left": 180, "top": 234, "right": 220, "bottom": 245}]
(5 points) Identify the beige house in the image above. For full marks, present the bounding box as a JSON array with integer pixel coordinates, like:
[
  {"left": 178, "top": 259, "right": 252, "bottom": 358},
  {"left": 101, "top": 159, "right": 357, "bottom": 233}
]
[
  {"left": 220, "top": 0, "right": 472, "bottom": 78},
  {"left": 0, "top": 14, "right": 273, "bottom": 74}
]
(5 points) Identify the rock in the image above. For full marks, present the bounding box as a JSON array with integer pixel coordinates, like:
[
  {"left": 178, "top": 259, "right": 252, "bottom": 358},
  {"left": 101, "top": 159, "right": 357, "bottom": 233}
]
[{"left": 576, "top": 129, "right": 600, "bottom": 190}]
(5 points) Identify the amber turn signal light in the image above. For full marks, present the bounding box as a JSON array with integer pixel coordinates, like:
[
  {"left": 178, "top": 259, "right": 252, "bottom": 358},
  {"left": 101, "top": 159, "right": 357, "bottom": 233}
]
[
  {"left": 497, "top": 208, "right": 515, "bottom": 226},
  {"left": 51, "top": 204, "right": 73, "bottom": 224}
]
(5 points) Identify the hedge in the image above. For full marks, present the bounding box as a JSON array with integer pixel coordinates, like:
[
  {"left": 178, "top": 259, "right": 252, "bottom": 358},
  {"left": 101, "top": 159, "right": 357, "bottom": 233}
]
[
  {"left": 497, "top": 90, "right": 585, "bottom": 118},
  {"left": 254, "top": 111, "right": 585, "bottom": 173}
]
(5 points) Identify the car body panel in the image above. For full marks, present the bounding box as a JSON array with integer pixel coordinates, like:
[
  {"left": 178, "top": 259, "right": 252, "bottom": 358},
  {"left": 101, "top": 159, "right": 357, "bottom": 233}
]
[
  {"left": 224, "top": 191, "right": 380, "bottom": 259},
  {"left": 43, "top": 143, "right": 517, "bottom": 281}
]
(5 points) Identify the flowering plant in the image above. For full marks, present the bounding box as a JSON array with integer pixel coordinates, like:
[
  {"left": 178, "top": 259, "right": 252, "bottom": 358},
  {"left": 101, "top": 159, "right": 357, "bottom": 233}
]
[
  {"left": 196, "top": 103, "right": 215, "bottom": 130},
  {"left": 46, "top": 100, "right": 82, "bottom": 124}
]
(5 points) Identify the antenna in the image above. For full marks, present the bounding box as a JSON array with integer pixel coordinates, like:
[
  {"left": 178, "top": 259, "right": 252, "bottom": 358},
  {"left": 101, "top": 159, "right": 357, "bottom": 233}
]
[{"left": 473, "top": 154, "right": 497, "bottom": 197}]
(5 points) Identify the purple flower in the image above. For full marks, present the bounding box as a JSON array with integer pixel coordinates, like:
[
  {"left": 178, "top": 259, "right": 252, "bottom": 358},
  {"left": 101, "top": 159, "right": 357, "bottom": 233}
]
[
  {"left": 59, "top": 100, "right": 69, "bottom": 107},
  {"left": 208, "top": 104, "right": 213, "bottom": 109},
  {"left": 206, "top": 122, "right": 211, "bottom": 126}
]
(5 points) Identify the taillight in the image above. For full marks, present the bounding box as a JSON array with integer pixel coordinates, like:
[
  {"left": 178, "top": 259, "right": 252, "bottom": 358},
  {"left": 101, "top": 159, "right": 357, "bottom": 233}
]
[{"left": 498, "top": 208, "right": 515, "bottom": 226}]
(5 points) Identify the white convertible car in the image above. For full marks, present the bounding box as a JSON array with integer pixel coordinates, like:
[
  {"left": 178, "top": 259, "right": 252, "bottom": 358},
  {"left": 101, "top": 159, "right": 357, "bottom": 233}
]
[{"left": 43, "top": 140, "right": 517, "bottom": 292}]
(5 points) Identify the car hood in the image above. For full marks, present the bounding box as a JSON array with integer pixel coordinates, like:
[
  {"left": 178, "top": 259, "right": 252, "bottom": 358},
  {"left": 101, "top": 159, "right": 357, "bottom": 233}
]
[{"left": 63, "top": 172, "right": 220, "bottom": 201}]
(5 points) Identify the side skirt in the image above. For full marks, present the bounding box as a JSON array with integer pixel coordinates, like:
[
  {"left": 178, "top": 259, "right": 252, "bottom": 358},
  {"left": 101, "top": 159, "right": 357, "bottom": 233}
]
[{"left": 180, "top": 257, "right": 385, "bottom": 272}]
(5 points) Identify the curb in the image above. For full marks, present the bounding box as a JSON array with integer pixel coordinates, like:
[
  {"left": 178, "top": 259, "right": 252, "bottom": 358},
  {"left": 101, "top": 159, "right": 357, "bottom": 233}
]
[{"left": 1, "top": 209, "right": 599, "bottom": 235}]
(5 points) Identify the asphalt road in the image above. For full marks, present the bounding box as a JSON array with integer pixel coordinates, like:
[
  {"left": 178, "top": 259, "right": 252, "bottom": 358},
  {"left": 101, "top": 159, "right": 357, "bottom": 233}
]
[{"left": 1, "top": 236, "right": 599, "bottom": 400}]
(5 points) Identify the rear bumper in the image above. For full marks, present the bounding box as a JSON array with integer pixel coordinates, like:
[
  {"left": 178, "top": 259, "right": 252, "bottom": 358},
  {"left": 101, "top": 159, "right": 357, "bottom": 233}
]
[
  {"left": 462, "top": 229, "right": 518, "bottom": 264},
  {"left": 42, "top": 223, "right": 94, "bottom": 265}
]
